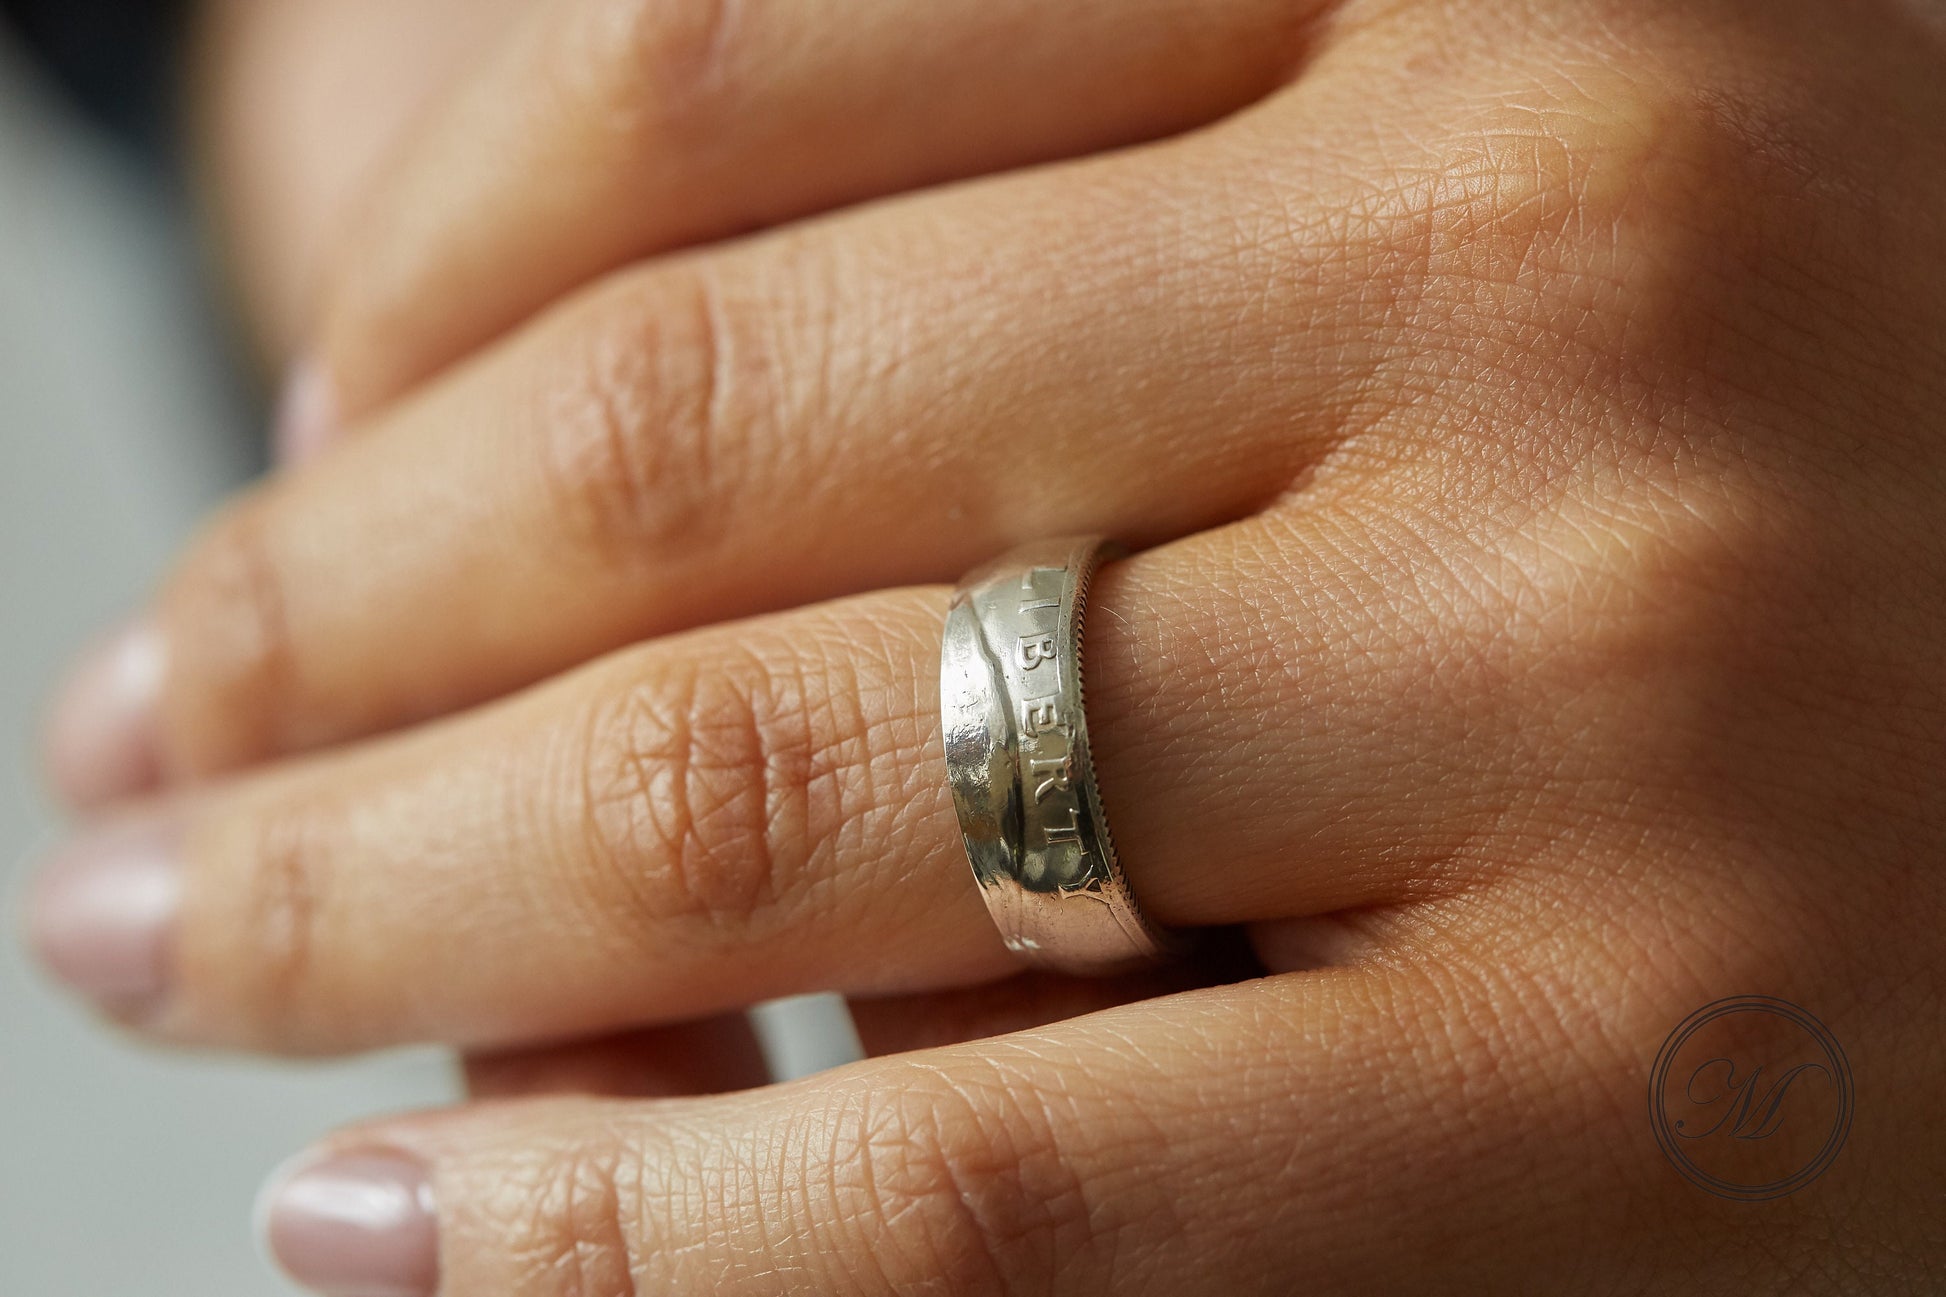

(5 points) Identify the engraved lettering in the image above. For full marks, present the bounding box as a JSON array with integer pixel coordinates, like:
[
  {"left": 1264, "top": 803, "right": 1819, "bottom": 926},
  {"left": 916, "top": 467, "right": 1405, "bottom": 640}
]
[
  {"left": 1028, "top": 752, "right": 1072, "bottom": 802},
  {"left": 1021, "top": 697, "right": 1061, "bottom": 735},
  {"left": 1021, "top": 566, "right": 1065, "bottom": 593},
  {"left": 1019, "top": 635, "right": 1058, "bottom": 669},
  {"left": 1045, "top": 807, "right": 1083, "bottom": 844}
]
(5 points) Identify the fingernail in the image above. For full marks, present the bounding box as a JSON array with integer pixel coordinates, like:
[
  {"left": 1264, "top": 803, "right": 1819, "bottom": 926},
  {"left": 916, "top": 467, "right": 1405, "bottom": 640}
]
[
  {"left": 260, "top": 1151, "right": 440, "bottom": 1297},
  {"left": 43, "top": 617, "right": 166, "bottom": 810},
  {"left": 25, "top": 817, "right": 181, "bottom": 1017},
  {"left": 274, "top": 356, "right": 339, "bottom": 468}
]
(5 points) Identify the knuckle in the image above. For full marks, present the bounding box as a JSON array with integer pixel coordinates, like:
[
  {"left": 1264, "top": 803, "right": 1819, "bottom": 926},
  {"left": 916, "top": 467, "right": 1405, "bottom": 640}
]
[
  {"left": 1364, "top": 72, "right": 1671, "bottom": 291},
  {"left": 1581, "top": 66, "right": 1823, "bottom": 271},
  {"left": 813, "top": 1067, "right": 1094, "bottom": 1296},
  {"left": 1333, "top": 47, "right": 1817, "bottom": 302},
  {"left": 223, "top": 807, "right": 332, "bottom": 1049},
  {"left": 535, "top": 270, "right": 764, "bottom": 572},
  {"left": 505, "top": 1135, "right": 645, "bottom": 1297},
  {"left": 1310, "top": 35, "right": 1890, "bottom": 458},
  {"left": 159, "top": 501, "right": 299, "bottom": 773},
  {"left": 571, "top": 640, "right": 841, "bottom": 940},
  {"left": 573, "top": 0, "right": 742, "bottom": 137}
]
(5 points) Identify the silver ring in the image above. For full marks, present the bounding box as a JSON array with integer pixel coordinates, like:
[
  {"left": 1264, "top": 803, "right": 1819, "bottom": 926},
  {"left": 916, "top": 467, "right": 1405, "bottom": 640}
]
[{"left": 940, "top": 536, "right": 1176, "bottom": 976}]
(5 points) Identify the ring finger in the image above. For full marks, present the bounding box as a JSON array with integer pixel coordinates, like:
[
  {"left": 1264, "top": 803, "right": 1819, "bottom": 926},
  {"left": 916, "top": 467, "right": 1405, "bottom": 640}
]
[{"left": 26, "top": 513, "right": 1502, "bottom": 1055}]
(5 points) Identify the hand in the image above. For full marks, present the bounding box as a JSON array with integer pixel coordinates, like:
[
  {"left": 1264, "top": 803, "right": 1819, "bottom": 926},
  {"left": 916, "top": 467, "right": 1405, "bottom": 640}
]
[{"left": 30, "top": 0, "right": 1946, "bottom": 1291}]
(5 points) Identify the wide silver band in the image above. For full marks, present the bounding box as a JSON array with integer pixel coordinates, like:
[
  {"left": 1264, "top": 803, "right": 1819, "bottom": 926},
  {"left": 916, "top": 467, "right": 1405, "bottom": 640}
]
[{"left": 940, "top": 536, "right": 1176, "bottom": 976}]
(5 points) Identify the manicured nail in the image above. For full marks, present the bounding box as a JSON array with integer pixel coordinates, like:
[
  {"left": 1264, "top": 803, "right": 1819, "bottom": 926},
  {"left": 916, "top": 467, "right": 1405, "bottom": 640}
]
[
  {"left": 261, "top": 1151, "right": 439, "bottom": 1297},
  {"left": 274, "top": 356, "right": 339, "bottom": 468},
  {"left": 43, "top": 617, "right": 166, "bottom": 810},
  {"left": 25, "top": 817, "right": 181, "bottom": 1017}
]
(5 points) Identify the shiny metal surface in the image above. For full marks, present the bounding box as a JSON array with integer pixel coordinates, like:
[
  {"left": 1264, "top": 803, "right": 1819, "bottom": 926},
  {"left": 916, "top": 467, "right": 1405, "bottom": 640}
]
[{"left": 940, "top": 536, "right": 1176, "bottom": 975}]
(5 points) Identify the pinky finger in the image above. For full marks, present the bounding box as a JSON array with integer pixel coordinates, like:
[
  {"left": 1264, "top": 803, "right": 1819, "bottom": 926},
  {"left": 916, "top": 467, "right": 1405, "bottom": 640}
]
[{"left": 259, "top": 963, "right": 1668, "bottom": 1297}]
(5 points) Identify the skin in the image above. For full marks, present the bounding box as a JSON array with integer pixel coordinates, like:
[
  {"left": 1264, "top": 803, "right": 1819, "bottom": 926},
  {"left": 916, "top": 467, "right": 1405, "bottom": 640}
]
[
  {"left": 29, "top": 0, "right": 1946, "bottom": 1289},
  {"left": 192, "top": 0, "right": 527, "bottom": 360}
]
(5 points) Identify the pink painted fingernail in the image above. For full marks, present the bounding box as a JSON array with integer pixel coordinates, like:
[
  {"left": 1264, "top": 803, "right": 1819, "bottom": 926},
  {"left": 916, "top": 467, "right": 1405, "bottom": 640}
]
[
  {"left": 43, "top": 617, "right": 166, "bottom": 810},
  {"left": 260, "top": 1151, "right": 440, "bottom": 1297},
  {"left": 25, "top": 816, "right": 181, "bottom": 1018},
  {"left": 274, "top": 356, "right": 340, "bottom": 469}
]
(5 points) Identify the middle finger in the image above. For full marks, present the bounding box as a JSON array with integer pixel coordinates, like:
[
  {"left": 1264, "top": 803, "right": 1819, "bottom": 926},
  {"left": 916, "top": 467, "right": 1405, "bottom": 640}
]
[{"left": 122, "top": 81, "right": 1392, "bottom": 788}]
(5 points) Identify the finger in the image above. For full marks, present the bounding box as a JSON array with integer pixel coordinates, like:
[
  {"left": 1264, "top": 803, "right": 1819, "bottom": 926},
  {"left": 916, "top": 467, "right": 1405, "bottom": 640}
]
[
  {"left": 255, "top": 953, "right": 1723, "bottom": 1297},
  {"left": 846, "top": 935, "right": 1267, "bottom": 1058},
  {"left": 193, "top": 0, "right": 527, "bottom": 364},
  {"left": 463, "top": 942, "right": 1264, "bottom": 1100},
  {"left": 93, "top": 86, "right": 1384, "bottom": 789},
  {"left": 26, "top": 499, "right": 1557, "bottom": 1055},
  {"left": 309, "top": 0, "right": 1326, "bottom": 428},
  {"left": 43, "top": 399, "right": 1798, "bottom": 1062}
]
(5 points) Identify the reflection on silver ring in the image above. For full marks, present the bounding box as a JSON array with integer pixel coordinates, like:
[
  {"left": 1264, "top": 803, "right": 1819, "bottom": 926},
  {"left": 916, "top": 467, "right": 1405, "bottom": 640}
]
[{"left": 940, "top": 536, "right": 1176, "bottom": 976}]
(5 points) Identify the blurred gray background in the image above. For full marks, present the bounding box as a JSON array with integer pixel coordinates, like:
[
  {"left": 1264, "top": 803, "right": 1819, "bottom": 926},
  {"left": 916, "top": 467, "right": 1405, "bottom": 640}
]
[{"left": 0, "top": 32, "right": 456, "bottom": 1296}]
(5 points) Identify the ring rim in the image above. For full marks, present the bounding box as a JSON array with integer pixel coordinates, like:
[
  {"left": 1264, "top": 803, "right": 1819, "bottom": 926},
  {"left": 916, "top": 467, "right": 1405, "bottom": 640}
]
[{"left": 939, "top": 536, "right": 1178, "bottom": 975}]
